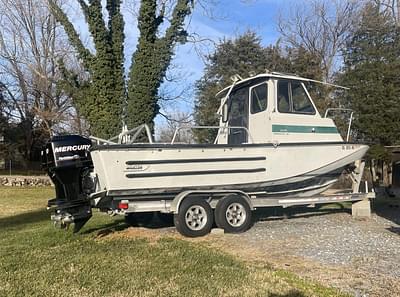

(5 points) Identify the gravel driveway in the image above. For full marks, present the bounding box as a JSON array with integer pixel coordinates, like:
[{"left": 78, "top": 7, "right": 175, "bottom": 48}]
[{"left": 209, "top": 199, "right": 400, "bottom": 297}]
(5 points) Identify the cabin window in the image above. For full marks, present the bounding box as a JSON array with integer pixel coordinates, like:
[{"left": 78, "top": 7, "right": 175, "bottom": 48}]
[
  {"left": 227, "top": 87, "right": 249, "bottom": 144},
  {"left": 291, "top": 82, "right": 315, "bottom": 114},
  {"left": 229, "top": 87, "right": 248, "bottom": 121},
  {"left": 277, "top": 80, "right": 316, "bottom": 115},
  {"left": 251, "top": 83, "right": 268, "bottom": 114},
  {"left": 277, "top": 81, "right": 290, "bottom": 113}
]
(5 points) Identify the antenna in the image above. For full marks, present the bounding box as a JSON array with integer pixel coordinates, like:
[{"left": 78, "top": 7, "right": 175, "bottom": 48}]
[{"left": 306, "top": 79, "right": 350, "bottom": 90}]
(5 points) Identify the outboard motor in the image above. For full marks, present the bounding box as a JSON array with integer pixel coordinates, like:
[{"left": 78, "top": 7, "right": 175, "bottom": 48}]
[{"left": 41, "top": 135, "right": 94, "bottom": 233}]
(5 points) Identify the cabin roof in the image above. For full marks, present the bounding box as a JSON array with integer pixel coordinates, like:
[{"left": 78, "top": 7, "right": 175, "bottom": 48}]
[
  {"left": 216, "top": 72, "right": 348, "bottom": 97},
  {"left": 215, "top": 72, "right": 309, "bottom": 97}
]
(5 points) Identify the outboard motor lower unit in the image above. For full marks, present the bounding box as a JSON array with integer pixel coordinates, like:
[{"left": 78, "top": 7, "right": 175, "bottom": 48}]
[{"left": 41, "top": 135, "right": 94, "bottom": 232}]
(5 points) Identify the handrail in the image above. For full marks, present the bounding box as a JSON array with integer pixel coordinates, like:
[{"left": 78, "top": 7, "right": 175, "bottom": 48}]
[
  {"left": 124, "top": 124, "right": 153, "bottom": 144},
  {"left": 170, "top": 125, "right": 254, "bottom": 144},
  {"left": 89, "top": 136, "right": 117, "bottom": 145},
  {"left": 90, "top": 124, "right": 153, "bottom": 145},
  {"left": 324, "top": 108, "right": 354, "bottom": 142},
  {"left": 216, "top": 77, "right": 240, "bottom": 115}
]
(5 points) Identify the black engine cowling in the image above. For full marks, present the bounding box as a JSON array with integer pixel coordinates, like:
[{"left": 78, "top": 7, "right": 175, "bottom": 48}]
[{"left": 41, "top": 135, "right": 94, "bottom": 233}]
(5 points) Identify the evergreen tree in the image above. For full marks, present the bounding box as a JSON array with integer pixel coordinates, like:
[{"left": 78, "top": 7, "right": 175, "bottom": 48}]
[
  {"left": 127, "top": 0, "right": 192, "bottom": 130},
  {"left": 49, "top": 0, "right": 193, "bottom": 139},
  {"left": 339, "top": 3, "right": 400, "bottom": 147},
  {"left": 49, "top": 0, "right": 124, "bottom": 138},
  {"left": 194, "top": 32, "right": 323, "bottom": 143}
]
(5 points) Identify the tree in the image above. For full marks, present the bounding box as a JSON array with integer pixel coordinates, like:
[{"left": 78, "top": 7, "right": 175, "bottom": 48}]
[
  {"left": 373, "top": 0, "right": 400, "bottom": 25},
  {"left": 48, "top": 0, "right": 126, "bottom": 139},
  {"left": 49, "top": 0, "right": 194, "bottom": 139},
  {"left": 157, "top": 111, "right": 193, "bottom": 143},
  {"left": 127, "top": 0, "right": 193, "bottom": 130},
  {"left": 338, "top": 3, "right": 400, "bottom": 147},
  {"left": 0, "top": 83, "right": 9, "bottom": 142},
  {"left": 194, "top": 32, "right": 324, "bottom": 143},
  {"left": 0, "top": 0, "right": 75, "bottom": 167},
  {"left": 277, "top": 0, "right": 361, "bottom": 82}
]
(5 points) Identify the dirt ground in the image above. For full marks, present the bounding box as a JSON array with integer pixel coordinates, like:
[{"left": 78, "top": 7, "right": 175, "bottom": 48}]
[{"left": 100, "top": 197, "right": 400, "bottom": 297}]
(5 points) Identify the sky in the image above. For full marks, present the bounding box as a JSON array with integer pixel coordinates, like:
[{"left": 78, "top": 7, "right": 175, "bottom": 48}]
[
  {"left": 155, "top": 0, "right": 301, "bottom": 122},
  {"left": 173, "top": 0, "right": 286, "bottom": 78}
]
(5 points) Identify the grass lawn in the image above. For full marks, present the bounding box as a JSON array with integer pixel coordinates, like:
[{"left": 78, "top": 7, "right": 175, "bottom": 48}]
[{"left": 0, "top": 187, "right": 349, "bottom": 297}]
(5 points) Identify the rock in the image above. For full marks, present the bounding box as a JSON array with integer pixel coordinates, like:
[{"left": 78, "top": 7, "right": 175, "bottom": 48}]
[
  {"left": 210, "top": 228, "right": 225, "bottom": 235},
  {"left": 352, "top": 199, "right": 371, "bottom": 218},
  {"left": 0, "top": 175, "right": 53, "bottom": 187}
]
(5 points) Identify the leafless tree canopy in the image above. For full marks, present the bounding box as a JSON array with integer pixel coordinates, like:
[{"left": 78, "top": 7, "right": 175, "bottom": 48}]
[
  {"left": 0, "top": 0, "right": 85, "bottom": 165},
  {"left": 373, "top": 0, "right": 400, "bottom": 24},
  {"left": 0, "top": 0, "right": 80, "bottom": 135},
  {"left": 157, "top": 111, "right": 194, "bottom": 143},
  {"left": 277, "top": 0, "right": 362, "bottom": 82}
]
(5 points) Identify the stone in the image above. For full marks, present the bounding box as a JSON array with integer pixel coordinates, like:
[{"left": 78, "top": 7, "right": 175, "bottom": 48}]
[
  {"left": 0, "top": 175, "right": 53, "bottom": 187},
  {"left": 352, "top": 199, "right": 371, "bottom": 218},
  {"left": 210, "top": 228, "right": 225, "bottom": 235}
]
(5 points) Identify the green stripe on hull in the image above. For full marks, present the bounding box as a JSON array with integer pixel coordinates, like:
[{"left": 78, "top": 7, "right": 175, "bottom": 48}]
[{"left": 272, "top": 124, "right": 339, "bottom": 134}]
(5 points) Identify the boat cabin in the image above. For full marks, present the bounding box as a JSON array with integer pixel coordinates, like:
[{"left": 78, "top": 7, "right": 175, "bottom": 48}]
[{"left": 216, "top": 73, "right": 343, "bottom": 145}]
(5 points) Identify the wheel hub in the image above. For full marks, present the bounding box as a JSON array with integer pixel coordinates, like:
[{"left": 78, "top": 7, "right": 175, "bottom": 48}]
[
  {"left": 185, "top": 205, "right": 207, "bottom": 231},
  {"left": 226, "top": 203, "right": 246, "bottom": 227}
]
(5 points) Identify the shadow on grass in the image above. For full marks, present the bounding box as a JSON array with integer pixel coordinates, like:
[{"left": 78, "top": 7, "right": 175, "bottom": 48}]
[
  {"left": 81, "top": 220, "right": 128, "bottom": 235},
  {"left": 81, "top": 213, "right": 174, "bottom": 236},
  {"left": 0, "top": 209, "right": 132, "bottom": 236},
  {"left": 0, "top": 208, "right": 49, "bottom": 229},
  {"left": 269, "top": 290, "right": 305, "bottom": 297}
]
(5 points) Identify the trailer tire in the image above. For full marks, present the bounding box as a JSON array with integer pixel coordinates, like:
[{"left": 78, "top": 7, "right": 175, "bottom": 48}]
[
  {"left": 215, "top": 195, "right": 252, "bottom": 233},
  {"left": 174, "top": 197, "right": 213, "bottom": 237}
]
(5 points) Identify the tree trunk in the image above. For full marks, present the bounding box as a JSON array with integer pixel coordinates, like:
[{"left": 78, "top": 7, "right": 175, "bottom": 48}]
[
  {"left": 383, "top": 161, "right": 389, "bottom": 186},
  {"left": 371, "top": 159, "right": 377, "bottom": 185}
]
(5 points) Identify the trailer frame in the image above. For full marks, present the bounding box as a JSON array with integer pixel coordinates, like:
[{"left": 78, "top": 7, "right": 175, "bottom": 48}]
[{"left": 111, "top": 189, "right": 374, "bottom": 215}]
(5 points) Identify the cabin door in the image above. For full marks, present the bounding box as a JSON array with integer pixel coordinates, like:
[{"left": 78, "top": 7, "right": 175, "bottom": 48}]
[
  {"left": 270, "top": 79, "right": 326, "bottom": 143},
  {"left": 227, "top": 86, "right": 249, "bottom": 144},
  {"left": 248, "top": 81, "right": 270, "bottom": 143}
]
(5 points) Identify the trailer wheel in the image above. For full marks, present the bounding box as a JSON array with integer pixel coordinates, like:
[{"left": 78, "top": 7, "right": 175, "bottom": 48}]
[
  {"left": 174, "top": 197, "right": 213, "bottom": 237},
  {"left": 215, "top": 195, "right": 252, "bottom": 233}
]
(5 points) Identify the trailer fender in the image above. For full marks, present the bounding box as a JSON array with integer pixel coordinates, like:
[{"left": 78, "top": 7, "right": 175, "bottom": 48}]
[{"left": 170, "top": 190, "right": 254, "bottom": 214}]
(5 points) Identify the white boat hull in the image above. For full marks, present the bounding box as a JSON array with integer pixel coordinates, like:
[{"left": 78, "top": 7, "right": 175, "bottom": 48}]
[{"left": 90, "top": 142, "right": 369, "bottom": 199}]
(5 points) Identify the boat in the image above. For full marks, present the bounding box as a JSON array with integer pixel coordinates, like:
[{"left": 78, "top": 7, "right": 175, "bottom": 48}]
[
  {"left": 88, "top": 72, "right": 368, "bottom": 199},
  {"left": 42, "top": 71, "right": 370, "bottom": 234}
]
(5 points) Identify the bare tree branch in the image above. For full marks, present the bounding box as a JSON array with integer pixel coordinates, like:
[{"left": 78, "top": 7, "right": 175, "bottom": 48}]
[
  {"left": 0, "top": 0, "right": 80, "bottom": 161},
  {"left": 373, "top": 0, "right": 400, "bottom": 24},
  {"left": 277, "top": 0, "right": 362, "bottom": 82},
  {"left": 157, "top": 111, "right": 194, "bottom": 143}
]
